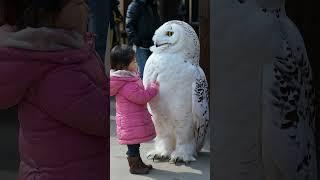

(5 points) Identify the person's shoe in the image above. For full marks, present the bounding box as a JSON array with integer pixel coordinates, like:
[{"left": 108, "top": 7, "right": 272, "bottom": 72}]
[
  {"left": 127, "top": 156, "right": 149, "bottom": 174},
  {"left": 138, "top": 156, "right": 153, "bottom": 170}
]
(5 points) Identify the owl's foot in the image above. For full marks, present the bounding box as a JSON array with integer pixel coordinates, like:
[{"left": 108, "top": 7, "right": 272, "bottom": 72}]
[
  {"left": 169, "top": 157, "right": 194, "bottom": 165},
  {"left": 147, "top": 150, "right": 171, "bottom": 161},
  {"left": 169, "top": 144, "right": 196, "bottom": 165}
]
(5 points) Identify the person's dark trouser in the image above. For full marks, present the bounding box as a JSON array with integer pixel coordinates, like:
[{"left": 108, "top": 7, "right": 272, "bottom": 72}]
[
  {"left": 136, "top": 47, "right": 152, "bottom": 79},
  {"left": 87, "top": 0, "right": 111, "bottom": 63},
  {"left": 127, "top": 144, "right": 140, "bottom": 157}
]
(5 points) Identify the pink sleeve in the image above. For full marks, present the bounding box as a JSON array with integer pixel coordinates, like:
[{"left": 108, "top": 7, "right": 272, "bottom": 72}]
[
  {"left": 38, "top": 68, "right": 108, "bottom": 137},
  {"left": 120, "top": 82, "right": 158, "bottom": 105},
  {"left": 0, "top": 61, "right": 36, "bottom": 109},
  {"left": 110, "top": 80, "right": 119, "bottom": 96}
]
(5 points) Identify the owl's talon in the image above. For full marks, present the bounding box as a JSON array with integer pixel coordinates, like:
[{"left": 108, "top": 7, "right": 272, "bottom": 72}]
[
  {"left": 154, "top": 154, "right": 159, "bottom": 159},
  {"left": 147, "top": 152, "right": 167, "bottom": 162},
  {"left": 174, "top": 158, "right": 179, "bottom": 165},
  {"left": 161, "top": 155, "right": 168, "bottom": 160}
]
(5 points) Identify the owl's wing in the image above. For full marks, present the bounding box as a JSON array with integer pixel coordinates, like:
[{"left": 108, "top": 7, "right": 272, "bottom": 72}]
[
  {"left": 192, "top": 66, "right": 209, "bottom": 153},
  {"left": 262, "top": 37, "right": 317, "bottom": 179}
]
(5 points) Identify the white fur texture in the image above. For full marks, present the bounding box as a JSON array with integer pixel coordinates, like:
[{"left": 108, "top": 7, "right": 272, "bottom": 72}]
[
  {"left": 213, "top": 0, "right": 317, "bottom": 179},
  {"left": 143, "top": 21, "right": 209, "bottom": 163}
]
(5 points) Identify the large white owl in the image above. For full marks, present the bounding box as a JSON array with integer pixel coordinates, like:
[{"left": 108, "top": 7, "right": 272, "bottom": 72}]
[
  {"left": 143, "top": 20, "right": 209, "bottom": 163},
  {"left": 213, "top": 0, "right": 317, "bottom": 179}
]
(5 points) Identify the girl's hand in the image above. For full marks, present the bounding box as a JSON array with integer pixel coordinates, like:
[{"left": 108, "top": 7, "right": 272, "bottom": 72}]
[
  {"left": 152, "top": 81, "right": 160, "bottom": 87},
  {"left": 150, "top": 81, "right": 160, "bottom": 91}
]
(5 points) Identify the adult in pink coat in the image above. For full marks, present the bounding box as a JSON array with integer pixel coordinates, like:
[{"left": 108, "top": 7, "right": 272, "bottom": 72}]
[{"left": 0, "top": 0, "right": 109, "bottom": 179}]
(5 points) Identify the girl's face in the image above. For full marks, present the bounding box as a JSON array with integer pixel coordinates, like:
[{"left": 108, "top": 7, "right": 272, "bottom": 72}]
[{"left": 127, "top": 58, "right": 138, "bottom": 73}]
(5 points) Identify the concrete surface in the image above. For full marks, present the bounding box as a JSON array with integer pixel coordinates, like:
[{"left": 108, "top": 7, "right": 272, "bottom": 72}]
[
  {"left": 0, "top": 107, "right": 20, "bottom": 180},
  {"left": 110, "top": 97, "right": 211, "bottom": 180},
  {"left": 0, "top": 171, "right": 17, "bottom": 180},
  {"left": 0, "top": 99, "right": 210, "bottom": 180}
]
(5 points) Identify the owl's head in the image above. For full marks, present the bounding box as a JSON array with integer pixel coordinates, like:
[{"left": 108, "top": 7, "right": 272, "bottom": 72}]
[{"left": 150, "top": 20, "right": 200, "bottom": 65}]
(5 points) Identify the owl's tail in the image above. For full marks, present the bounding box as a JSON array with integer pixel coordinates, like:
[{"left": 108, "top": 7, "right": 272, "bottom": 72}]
[{"left": 194, "top": 120, "right": 209, "bottom": 153}]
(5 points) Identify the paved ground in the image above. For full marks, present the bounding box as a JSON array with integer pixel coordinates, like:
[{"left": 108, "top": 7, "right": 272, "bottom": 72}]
[
  {"left": 0, "top": 99, "right": 210, "bottom": 180},
  {"left": 110, "top": 97, "right": 210, "bottom": 180},
  {"left": 0, "top": 108, "right": 19, "bottom": 180},
  {"left": 0, "top": 171, "right": 17, "bottom": 180}
]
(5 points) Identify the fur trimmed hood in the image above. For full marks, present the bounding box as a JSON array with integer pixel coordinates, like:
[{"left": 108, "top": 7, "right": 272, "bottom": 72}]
[
  {"left": 110, "top": 69, "right": 139, "bottom": 78},
  {"left": 110, "top": 69, "right": 141, "bottom": 96},
  {"left": 0, "top": 26, "right": 84, "bottom": 51}
]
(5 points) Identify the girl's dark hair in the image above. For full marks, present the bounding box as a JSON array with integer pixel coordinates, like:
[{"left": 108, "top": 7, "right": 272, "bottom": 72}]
[
  {"left": 110, "top": 45, "right": 135, "bottom": 70},
  {"left": 21, "top": 0, "right": 67, "bottom": 29},
  {"left": 0, "top": 0, "right": 28, "bottom": 26}
]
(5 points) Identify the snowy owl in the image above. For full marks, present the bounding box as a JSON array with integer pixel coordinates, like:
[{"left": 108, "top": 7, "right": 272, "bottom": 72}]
[
  {"left": 213, "top": 0, "right": 317, "bottom": 179},
  {"left": 143, "top": 20, "right": 209, "bottom": 164}
]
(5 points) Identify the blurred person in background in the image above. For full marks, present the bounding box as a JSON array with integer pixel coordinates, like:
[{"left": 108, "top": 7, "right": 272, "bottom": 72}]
[
  {"left": 87, "top": 0, "right": 112, "bottom": 63},
  {"left": 126, "top": 0, "right": 161, "bottom": 78}
]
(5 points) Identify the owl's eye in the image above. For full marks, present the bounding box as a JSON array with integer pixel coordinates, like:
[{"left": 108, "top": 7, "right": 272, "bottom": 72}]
[{"left": 166, "top": 31, "right": 174, "bottom": 37}]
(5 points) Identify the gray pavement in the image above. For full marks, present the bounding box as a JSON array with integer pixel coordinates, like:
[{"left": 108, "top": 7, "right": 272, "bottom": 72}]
[
  {"left": 110, "top": 97, "right": 210, "bottom": 180},
  {"left": 0, "top": 108, "right": 19, "bottom": 180},
  {"left": 0, "top": 171, "right": 17, "bottom": 180},
  {"left": 0, "top": 98, "right": 210, "bottom": 180}
]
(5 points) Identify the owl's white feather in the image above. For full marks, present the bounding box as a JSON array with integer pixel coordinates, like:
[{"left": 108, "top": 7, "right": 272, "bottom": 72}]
[
  {"left": 213, "top": 0, "right": 317, "bottom": 179},
  {"left": 192, "top": 67, "right": 209, "bottom": 153},
  {"left": 143, "top": 20, "right": 209, "bottom": 163}
]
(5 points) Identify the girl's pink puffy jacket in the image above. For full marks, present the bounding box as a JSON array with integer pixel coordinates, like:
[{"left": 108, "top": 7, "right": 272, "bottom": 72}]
[{"left": 110, "top": 70, "right": 157, "bottom": 145}]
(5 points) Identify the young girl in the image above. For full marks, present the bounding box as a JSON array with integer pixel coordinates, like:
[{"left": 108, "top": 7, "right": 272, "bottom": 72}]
[
  {"left": 110, "top": 45, "right": 159, "bottom": 174},
  {"left": 0, "top": 0, "right": 108, "bottom": 180}
]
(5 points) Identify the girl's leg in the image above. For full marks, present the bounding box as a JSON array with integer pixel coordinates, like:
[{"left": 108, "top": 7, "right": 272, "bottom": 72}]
[
  {"left": 126, "top": 144, "right": 149, "bottom": 174},
  {"left": 127, "top": 144, "right": 140, "bottom": 157},
  {"left": 136, "top": 143, "right": 153, "bottom": 170}
]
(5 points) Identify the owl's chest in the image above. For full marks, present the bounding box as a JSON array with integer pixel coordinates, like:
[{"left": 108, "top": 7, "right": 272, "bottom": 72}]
[
  {"left": 149, "top": 54, "right": 189, "bottom": 72},
  {"left": 144, "top": 53, "right": 194, "bottom": 93}
]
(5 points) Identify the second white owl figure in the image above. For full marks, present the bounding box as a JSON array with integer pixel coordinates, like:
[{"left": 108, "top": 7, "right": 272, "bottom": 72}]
[{"left": 143, "top": 20, "right": 209, "bottom": 163}]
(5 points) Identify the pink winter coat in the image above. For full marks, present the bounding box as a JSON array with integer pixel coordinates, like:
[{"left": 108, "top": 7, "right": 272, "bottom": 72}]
[
  {"left": 110, "top": 70, "right": 157, "bottom": 145},
  {"left": 0, "top": 27, "right": 108, "bottom": 180}
]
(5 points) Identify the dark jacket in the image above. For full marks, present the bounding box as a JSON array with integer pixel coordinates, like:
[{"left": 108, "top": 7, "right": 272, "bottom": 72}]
[{"left": 125, "top": 0, "right": 161, "bottom": 48}]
